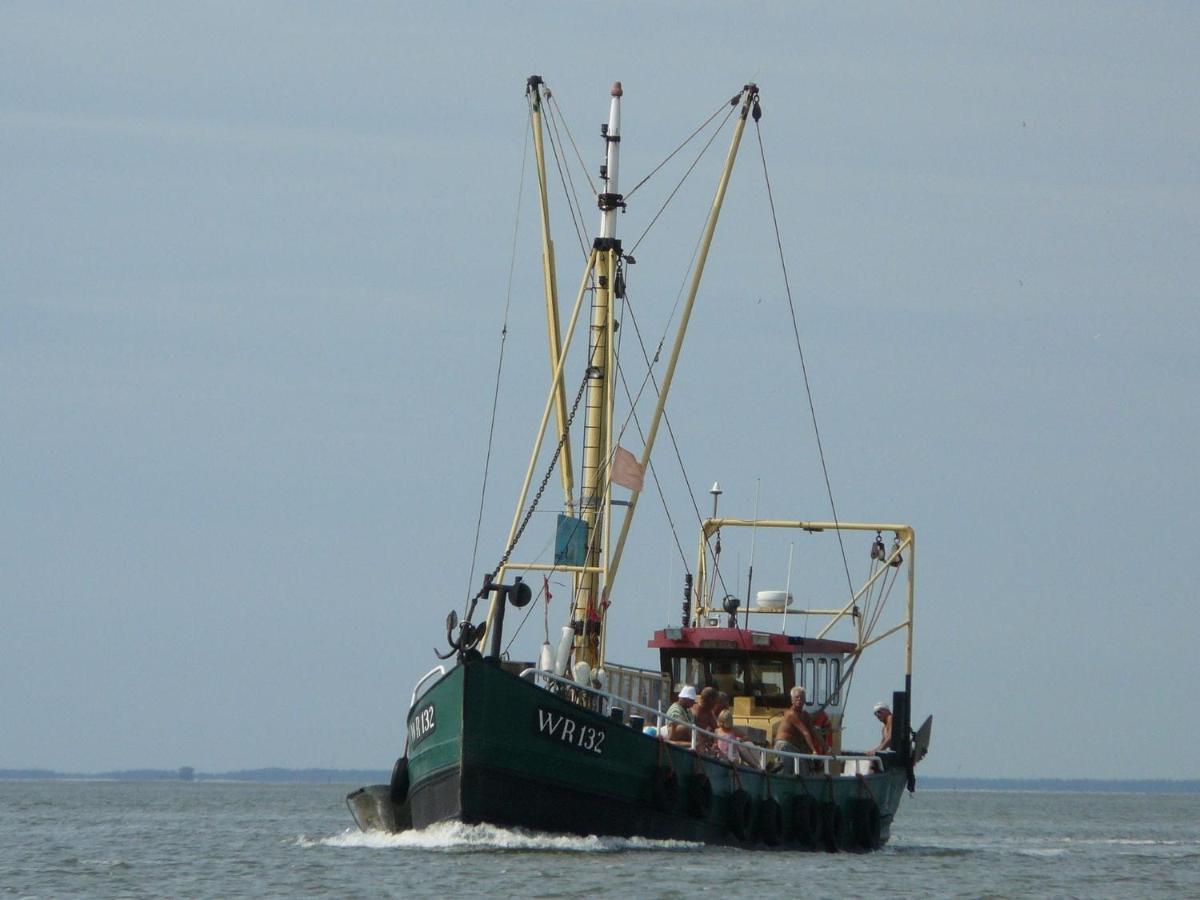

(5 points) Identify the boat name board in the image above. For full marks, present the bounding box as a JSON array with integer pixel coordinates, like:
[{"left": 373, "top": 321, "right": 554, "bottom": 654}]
[
  {"left": 408, "top": 703, "right": 436, "bottom": 748},
  {"left": 534, "top": 706, "right": 606, "bottom": 756}
]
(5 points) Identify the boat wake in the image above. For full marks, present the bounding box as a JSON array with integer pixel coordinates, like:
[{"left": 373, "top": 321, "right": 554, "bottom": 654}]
[{"left": 308, "top": 821, "right": 703, "bottom": 853}]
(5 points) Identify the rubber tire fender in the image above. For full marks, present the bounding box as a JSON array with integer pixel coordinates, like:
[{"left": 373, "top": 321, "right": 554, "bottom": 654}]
[
  {"left": 650, "top": 765, "right": 679, "bottom": 812},
  {"left": 687, "top": 772, "right": 713, "bottom": 818},
  {"left": 819, "top": 801, "right": 844, "bottom": 852},
  {"left": 389, "top": 757, "right": 409, "bottom": 805},
  {"left": 848, "top": 798, "right": 882, "bottom": 851},
  {"left": 791, "top": 794, "right": 820, "bottom": 847},
  {"left": 758, "top": 797, "right": 784, "bottom": 846},
  {"left": 728, "top": 789, "right": 753, "bottom": 841}
]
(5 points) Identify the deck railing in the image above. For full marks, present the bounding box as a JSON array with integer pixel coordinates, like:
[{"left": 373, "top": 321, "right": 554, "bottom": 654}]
[{"left": 520, "top": 667, "right": 881, "bottom": 777}]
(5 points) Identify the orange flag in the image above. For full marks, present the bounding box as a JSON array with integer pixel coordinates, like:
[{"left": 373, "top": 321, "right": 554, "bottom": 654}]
[{"left": 611, "top": 445, "right": 645, "bottom": 492}]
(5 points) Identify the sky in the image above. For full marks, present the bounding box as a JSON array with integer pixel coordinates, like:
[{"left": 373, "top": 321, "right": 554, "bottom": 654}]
[{"left": 2, "top": 3, "right": 1197, "bottom": 779}]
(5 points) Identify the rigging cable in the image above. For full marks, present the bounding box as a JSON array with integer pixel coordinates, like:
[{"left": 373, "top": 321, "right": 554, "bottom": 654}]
[
  {"left": 547, "top": 91, "right": 598, "bottom": 198},
  {"left": 618, "top": 288, "right": 731, "bottom": 604},
  {"left": 543, "top": 95, "right": 593, "bottom": 260},
  {"left": 624, "top": 97, "right": 733, "bottom": 201},
  {"left": 629, "top": 102, "right": 738, "bottom": 256},
  {"left": 754, "top": 116, "right": 879, "bottom": 709},
  {"left": 752, "top": 117, "right": 857, "bottom": 615},
  {"left": 464, "top": 117, "right": 530, "bottom": 613}
]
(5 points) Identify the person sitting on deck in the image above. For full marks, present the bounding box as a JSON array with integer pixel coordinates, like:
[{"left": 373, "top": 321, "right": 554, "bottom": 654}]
[
  {"left": 713, "top": 691, "right": 732, "bottom": 720},
  {"left": 773, "top": 686, "right": 827, "bottom": 769},
  {"left": 866, "top": 702, "right": 893, "bottom": 755},
  {"left": 716, "top": 709, "right": 758, "bottom": 766},
  {"left": 662, "top": 685, "right": 697, "bottom": 744},
  {"left": 692, "top": 687, "right": 719, "bottom": 753}
]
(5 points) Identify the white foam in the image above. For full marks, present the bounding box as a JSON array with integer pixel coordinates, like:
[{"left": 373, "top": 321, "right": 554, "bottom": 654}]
[
  {"left": 1064, "top": 837, "right": 1198, "bottom": 847},
  {"left": 308, "top": 822, "right": 703, "bottom": 853}
]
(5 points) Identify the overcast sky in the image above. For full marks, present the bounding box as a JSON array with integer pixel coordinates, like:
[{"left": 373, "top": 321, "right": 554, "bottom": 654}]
[{"left": 3, "top": 3, "right": 1197, "bottom": 779}]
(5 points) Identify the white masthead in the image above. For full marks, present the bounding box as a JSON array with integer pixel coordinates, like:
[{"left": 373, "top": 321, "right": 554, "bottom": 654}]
[{"left": 598, "top": 82, "right": 623, "bottom": 239}]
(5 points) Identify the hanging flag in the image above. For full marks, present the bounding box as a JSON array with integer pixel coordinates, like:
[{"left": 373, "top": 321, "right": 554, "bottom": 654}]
[
  {"left": 611, "top": 445, "right": 645, "bottom": 492},
  {"left": 555, "top": 514, "right": 588, "bottom": 566}
]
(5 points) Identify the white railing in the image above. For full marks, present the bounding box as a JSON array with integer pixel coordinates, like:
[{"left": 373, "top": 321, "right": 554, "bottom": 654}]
[
  {"left": 519, "top": 667, "right": 881, "bottom": 777},
  {"left": 602, "top": 661, "right": 671, "bottom": 715},
  {"left": 409, "top": 665, "right": 447, "bottom": 710}
]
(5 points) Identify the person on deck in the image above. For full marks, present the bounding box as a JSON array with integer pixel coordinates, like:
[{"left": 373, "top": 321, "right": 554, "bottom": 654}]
[
  {"left": 773, "top": 686, "right": 827, "bottom": 766},
  {"left": 713, "top": 691, "right": 732, "bottom": 720},
  {"left": 715, "top": 709, "right": 751, "bottom": 765},
  {"left": 867, "top": 702, "right": 893, "bottom": 755},
  {"left": 663, "top": 685, "right": 697, "bottom": 744},
  {"left": 692, "top": 687, "right": 719, "bottom": 753}
]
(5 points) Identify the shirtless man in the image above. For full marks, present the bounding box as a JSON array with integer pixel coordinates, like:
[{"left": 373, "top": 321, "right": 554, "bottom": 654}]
[
  {"left": 774, "top": 686, "right": 827, "bottom": 757},
  {"left": 692, "top": 687, "right": 719, "bottom": 753},
  {"left": 867, "top": 702, "right": 893, "bottom": 755}
]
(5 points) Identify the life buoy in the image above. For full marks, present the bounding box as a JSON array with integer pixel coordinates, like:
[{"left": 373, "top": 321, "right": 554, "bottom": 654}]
[
  {"left": 847, "top": 798, "right": 882, "bottom": 851},
  {"left": 727, "top": 789, "right": 753, "bottom": 841},
  {"left": 687, "top": 772, "right": 713, "bottom": 818},
  {"left": 758, "top": 797, "right": 783, "bottom": 846},
  {"left": 389, "top": 757, "right": 409, "bottom": 804},
  {"left": 650, "top": 765, "right": 678, "bottom": 812},
  {"left": 819, "top": 801, "right": 844, "bottom": 852},
  {"left": 791, "top": 794, "right": 820, "bottom": 847}
]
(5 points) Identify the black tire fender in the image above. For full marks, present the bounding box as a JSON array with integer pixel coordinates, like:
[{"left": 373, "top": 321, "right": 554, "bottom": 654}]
[
  {"left": 759, "top": 796, "right": 784, "bottom": 846},
  {"left": 728, "top": 789, "right": 753, "bottom": 841},
  {"left": 848, "top": 797, "right": 882, "bottom": 851},
  {"left": 389, "top": 757, "right": 409, "bottom": 805},
  {"left": 687, "top": 772, "right": 713, "bottom": 818},
  {"left": 791, "top": 794, "right": 820, "bottom": 847},
  {"left": 820, "top": 801, "right": 844, "bottom": 852},
  {"left": 650, "top": 765, "right": 678, "bottom": 812}
]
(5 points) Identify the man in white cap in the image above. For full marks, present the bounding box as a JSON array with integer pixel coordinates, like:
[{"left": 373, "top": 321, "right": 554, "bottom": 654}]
[
  {"left": 663, "top": 685, "right": 697, "bottom": 744},
  {"left": 867, "top": 702, "right": 893, "bottom": 755}
]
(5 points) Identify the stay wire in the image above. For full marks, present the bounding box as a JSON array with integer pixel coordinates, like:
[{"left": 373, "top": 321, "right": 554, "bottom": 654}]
[
  {"left": 620, "top": 288, "right": 729, "bottom": 603},
  {"left": 612, "top": 334, "right": 690, "bottom": 574},
  {"left": 464, "top": 115, "right": 530, "bottom": 612},
  {"left": 753, "top": 117, "right": 857, "bottom": 611},
  {"left": 630, "top": 102, "right": 738, "bottom": 256},
  {"left": 544, "top": 97, "right": 592, "bottom": 260},
  {"left": 548, "top": 92, "right": 598, "bottom": 198},
  {"left": 624, "top": 97, "right": 732, "bottom": 201}
]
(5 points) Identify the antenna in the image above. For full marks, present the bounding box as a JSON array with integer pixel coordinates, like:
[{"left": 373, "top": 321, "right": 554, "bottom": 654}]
[{"left": 744, "top": 479, "right": 761, "bottom": 630}]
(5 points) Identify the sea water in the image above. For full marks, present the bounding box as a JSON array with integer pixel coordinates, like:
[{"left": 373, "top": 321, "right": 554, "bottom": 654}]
[{"left": 1, "top": 781, "right": 1197, "bottom": 898}]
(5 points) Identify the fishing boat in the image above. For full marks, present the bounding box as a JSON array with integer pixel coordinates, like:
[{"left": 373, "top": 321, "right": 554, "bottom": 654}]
[{"left": 347, "top": 77, "right": 931, "bottom": 850}]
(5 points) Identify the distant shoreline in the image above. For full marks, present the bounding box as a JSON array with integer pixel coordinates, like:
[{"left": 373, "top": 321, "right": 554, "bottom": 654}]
[{"left": 2, "top": 769, "right": 1197, "bottom": 794}]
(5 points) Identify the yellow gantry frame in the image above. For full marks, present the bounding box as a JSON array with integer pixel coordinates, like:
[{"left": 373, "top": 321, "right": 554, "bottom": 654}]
[{"left": 694, "top": 519, "right": 916, "bottom": 678}]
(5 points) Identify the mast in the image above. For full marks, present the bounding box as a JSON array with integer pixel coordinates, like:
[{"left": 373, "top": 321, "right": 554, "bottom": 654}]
[{"left": 572, "top": 82, "right": 625, "bottom": 669}]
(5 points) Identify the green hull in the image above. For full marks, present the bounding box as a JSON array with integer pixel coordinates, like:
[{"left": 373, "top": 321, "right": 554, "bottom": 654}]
[{"left": 390, "top": 658, "right": 907, "bottom": 850}]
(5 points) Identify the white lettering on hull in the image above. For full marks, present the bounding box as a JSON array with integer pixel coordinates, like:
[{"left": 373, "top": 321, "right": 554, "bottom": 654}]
[{"left": 534, "top": 706, "right": 607, "bottom": 755}]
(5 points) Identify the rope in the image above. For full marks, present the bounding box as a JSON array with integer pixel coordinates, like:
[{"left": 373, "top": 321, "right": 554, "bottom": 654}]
[
  {"left": 548, "top": 92, "right": 597, "bottom": 197},
  {"left": 622, "top": 290, "right": 730, "bottom": 604},
  {"left": 464, "top": 116, "right": 530, "bottom": 612},
  {"left": 543, "top": 97, "right": 592, "bottom": 260},
  {"left": 624, "top": 97, "right": 732, "bottom": 201},
  {"left": 629, "top": 102, "right": 738, "bottom": 256},
  {"left": 752, "top": 117, "right": 857, "bottom": 623},
  {"left": 614, "top": 354, "right": 690, "bottom": 573}
]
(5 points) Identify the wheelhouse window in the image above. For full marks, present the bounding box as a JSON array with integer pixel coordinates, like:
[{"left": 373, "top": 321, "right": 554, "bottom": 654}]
[
  {"left": 665, "top": 653, "right": 790, "bottom": 707},
  {"left": 794, "top": 654, "right": 845, "bottom": 708}
]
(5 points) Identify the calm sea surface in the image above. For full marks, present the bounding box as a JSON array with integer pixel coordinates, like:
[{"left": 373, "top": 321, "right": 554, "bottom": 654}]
[{"left": 1, "top": 781, "right": 1197, "bottom": 898}]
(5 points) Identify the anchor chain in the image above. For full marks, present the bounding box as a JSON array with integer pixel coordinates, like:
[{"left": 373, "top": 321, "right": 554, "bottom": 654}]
[{"left": 484, "top": 367, "right": 593, "bottom": 589}]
